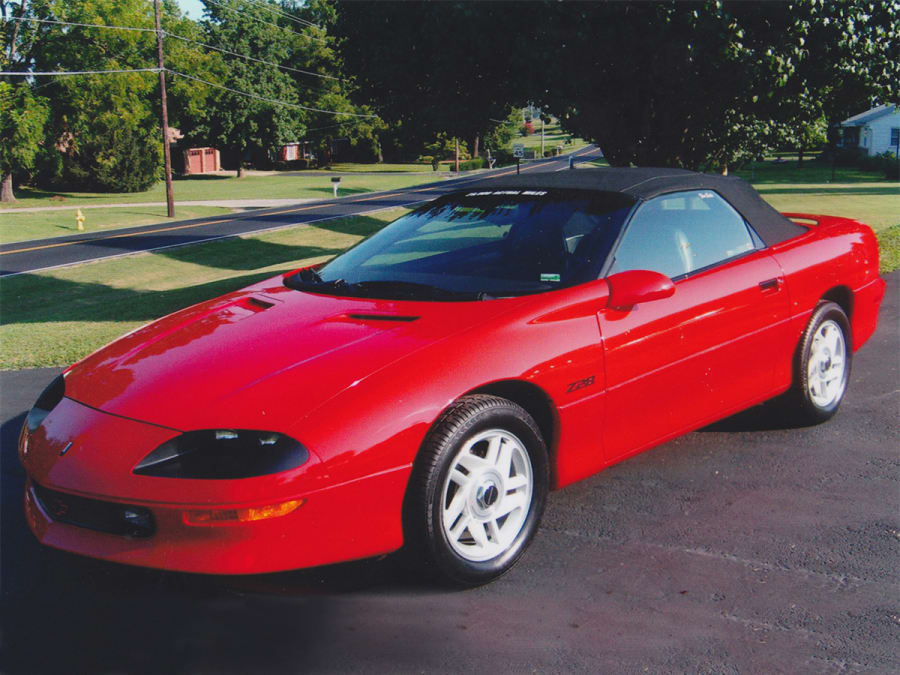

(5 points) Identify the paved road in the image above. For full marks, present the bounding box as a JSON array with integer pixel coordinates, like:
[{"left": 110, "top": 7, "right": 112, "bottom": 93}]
[
  {"left": 0, "top": 148, "right": 601, "bottom": 277},
  {"left": 1, "top": 272, "right": 896, "bottom": 673}
]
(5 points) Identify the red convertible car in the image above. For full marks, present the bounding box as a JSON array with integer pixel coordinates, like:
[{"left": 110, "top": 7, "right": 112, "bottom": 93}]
[{"left": 20, "top": 168, "right": 885, "bottom": 585}]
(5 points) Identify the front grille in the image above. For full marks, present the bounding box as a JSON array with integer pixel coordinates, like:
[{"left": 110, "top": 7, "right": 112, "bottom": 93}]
[{"left": 32, "top": 484, "right": 155, "bottom": 538}]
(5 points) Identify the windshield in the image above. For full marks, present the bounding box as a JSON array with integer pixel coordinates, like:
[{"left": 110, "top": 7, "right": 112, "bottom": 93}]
[{"left": 285, "top": 189, "right": 636, "bottom": 300}]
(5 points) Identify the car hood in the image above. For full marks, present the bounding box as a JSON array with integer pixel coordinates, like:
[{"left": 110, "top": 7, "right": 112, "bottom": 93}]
[{"left": 64, "top": 279, "right": 524, "bottom": 432}]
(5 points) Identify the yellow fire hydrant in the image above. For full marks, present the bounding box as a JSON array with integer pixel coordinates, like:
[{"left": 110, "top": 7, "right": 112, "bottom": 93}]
[{"left": 75, "top": 208, "right": 85, "bottom": 231}]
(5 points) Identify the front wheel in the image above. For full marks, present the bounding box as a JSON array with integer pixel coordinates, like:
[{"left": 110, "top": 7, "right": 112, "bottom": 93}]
[
  {"left": 787, "top": 301, "right": 852, "bottom": 424},
  {"left": 404, "top": 395, "right": 549, "bottom": 587}
]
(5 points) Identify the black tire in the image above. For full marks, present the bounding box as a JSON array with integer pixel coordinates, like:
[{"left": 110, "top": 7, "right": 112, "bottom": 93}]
[
  {"left": 786, "top": 301, "right": 852, "bottom": 425},
  {"left": 404, "top": 395, "right": 549, "bottom": 587}
]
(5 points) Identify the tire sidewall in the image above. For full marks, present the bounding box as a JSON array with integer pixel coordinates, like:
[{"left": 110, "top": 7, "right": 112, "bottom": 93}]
[
  {"left": 797, "top": 302, "right": 852, "bottom": 421},
  {"left": 425, "top": 401, "right": 548, "bottom": 586}
]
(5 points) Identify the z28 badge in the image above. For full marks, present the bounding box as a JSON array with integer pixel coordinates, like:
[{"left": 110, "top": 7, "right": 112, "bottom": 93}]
[{"left": 566, "top": 376, "right": 595, "bottom": 393}]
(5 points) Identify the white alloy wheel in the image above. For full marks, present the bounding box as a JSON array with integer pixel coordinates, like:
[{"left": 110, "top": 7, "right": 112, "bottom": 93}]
[
  {"left": 784, "top": 300, "right": 852, "bottom": 425},
  {"left": 806, "top": 319, "right": 847, "bottom": 408},
  {"left": 440, "top": 428, "right": 533, "bottom": 562}
]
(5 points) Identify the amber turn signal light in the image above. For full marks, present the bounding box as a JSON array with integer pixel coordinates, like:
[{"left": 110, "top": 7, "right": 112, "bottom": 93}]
[{"left": 184, "top": 499, "right": 305, "bottom": 526}]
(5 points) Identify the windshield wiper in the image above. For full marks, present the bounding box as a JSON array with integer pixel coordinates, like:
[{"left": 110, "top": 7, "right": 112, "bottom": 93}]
[{"left": 284, "top": 268, "right": 344, "bottom": 292}]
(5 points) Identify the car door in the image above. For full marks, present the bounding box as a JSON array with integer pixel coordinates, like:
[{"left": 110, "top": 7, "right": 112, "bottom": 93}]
[{"left": 598, "top": 190, "right": 792, "bottom": 463}]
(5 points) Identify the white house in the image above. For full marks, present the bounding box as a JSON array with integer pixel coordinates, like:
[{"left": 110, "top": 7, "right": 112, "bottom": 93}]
[{"left": 839, "top": 104, "right": 900, "bottom": 156}]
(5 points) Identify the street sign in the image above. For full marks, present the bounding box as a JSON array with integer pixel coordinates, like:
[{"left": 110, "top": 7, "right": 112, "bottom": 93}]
[{"left": 512, "top": 144, "right": 525, "bottom": 159}]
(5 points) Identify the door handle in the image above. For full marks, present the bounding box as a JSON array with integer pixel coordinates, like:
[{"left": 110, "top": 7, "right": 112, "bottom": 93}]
[{"left": 759, "top": 278, "right": 780, "bottom": 292}]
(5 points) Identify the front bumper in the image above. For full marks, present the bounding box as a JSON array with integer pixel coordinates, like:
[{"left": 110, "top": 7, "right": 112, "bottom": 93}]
[
  {"left": 23, "top": 470, "right": 408, "bottom": 575},
  {"left": 20, "top": 398, "right": 409, "bottom": 575}
]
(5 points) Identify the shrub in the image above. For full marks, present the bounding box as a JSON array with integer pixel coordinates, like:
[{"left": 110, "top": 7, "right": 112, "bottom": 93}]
[
  {"left": 448, "top": 158, "right": 486, "bottom": 172},
  {"left": 816, "top": 146, "right": 868, "bottom": 167},
  {"left": 37, "top": 124, "right": 161, "bottom": 192},
  {"left": 873, "top": 151, "right": 900, "bottom": 180},
  {"left": 818, "top": 147, "right": 899, "bottom": 179}
]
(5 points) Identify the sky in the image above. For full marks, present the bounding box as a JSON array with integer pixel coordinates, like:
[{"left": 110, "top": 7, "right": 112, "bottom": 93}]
[{"left": 177, "top": 0, "right": 205, "bottom": 20}]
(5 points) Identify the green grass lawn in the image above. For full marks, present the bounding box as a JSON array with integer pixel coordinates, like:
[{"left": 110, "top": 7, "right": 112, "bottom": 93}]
[
  {"left": 876, "top": 225, "right": 900, "bottom": 274},
  {"left": 755, "top": 184, "right": 898, "bottom": 230},
  {"left": 0, "top": 207, "right": 411, "bottom": 370},
  {"left": 1, "top": 172, "right": 447, "bottom": 211},
  {"left": 0, "top": 206, "right": 234, "bottom": 245},
  {"left": 515, "top": 122, "right": 588, "bottom": 155},
  {"left": 737, "top": 159, "right": 899, "bottom": 232},
  {"left": 735, "top": 159, "right": 893, "bottom": 184}
]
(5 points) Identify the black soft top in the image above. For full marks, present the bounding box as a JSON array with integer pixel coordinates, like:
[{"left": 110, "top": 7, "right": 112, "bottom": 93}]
[{"left": 482, "top": 167, "right": 807, "bottom": 246}]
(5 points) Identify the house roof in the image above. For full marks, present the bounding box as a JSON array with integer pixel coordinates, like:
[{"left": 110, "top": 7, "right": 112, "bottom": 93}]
[
  {"left": 474, "top": 167, "right": 809, "bottom": 246},
  {"left": 840, "top": 104, "right": 899, "bottom": 127}
]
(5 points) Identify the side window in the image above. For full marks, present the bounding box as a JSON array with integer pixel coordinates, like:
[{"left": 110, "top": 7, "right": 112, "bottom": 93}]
[{"left": 611, "top": 190, "right": 756, "bottom": 278}]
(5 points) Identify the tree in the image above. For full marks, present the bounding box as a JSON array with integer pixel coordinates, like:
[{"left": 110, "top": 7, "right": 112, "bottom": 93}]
[
  {"left": 0, "top": 81, "right": 49, "bottom": 201},
  {"left": 334, "top": 1, "right": 898, "bottom": 171},
  {"left": 4, "top": 0, "right": 217, "bottom": 192},
  {"left": 282, "top": 0, "right": 383, "bottom": 165},
  {"left": 181, "top": 0, "right": 304, "bottom": 176},
  {"left": 334, "top": 2, "right": 531, "bottom": 161}
]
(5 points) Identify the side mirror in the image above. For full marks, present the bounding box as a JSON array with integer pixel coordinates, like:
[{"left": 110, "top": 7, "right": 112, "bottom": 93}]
[{"left": 606, "top": 270, "right": 675, "bottom": 310}]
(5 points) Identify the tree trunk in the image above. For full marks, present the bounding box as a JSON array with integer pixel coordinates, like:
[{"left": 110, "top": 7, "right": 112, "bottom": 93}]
[
  {"left": 798, "top": 147, "right": 805, "bottom": 167},
  {"left": 1, "top": 174, "right": 15, "bottom": 203},
  {"left": 472, "top": 135, "right": 479, "bottom": 159},
  {"left": 7, "top": 0, "right": 27, "bottom": 63}
]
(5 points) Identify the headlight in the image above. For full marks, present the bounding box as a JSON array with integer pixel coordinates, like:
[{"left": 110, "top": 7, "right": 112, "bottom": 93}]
[
  {"left": 133, "top": 430, "right": 309, "bottom": 479},
  {"left": 27, "top": 374, "right": 65, "bottom": 432}
]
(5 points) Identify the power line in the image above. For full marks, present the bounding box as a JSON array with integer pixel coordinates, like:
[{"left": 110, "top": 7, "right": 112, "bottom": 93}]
[
  {"left": 203, "top": 0, "right": 327, "bottom": 44},
  {"left": 3, "top": 16, "right": 342, "bottom": 82},
  {"left": 163, "top": 30, "right": 340, "bottom": 80},
  {"left": 166, "top": 68, "right": 375, "bottom": 117},
  {"left": 239, "top": 0, "right": 321, "bottom": 30},
  {"left": 1, "top": 67, "right": 372, "bottom": 117},
  {"left": 0, "top": 68, "right": 160, "bottom": 76},
  {"left": 4, "top": 16, "right": 155, "bottom": 32}
]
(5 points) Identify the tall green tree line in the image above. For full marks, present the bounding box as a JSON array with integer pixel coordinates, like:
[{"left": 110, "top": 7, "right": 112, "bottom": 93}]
[{"left": 336, "top": 0, "right": 899, "bottom": 171}]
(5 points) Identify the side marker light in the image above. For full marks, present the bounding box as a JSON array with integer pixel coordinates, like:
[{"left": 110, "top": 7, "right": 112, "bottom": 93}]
[{"left": 184, "top": 499, "right": 305, "bottom": 526}]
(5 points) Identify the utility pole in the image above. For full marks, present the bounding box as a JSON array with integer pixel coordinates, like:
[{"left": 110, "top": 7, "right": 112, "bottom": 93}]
[
  {"left": 455, "top": 137, "right": 460, "bottom": 173},
  {"left": 540, "top": 116, "right": 545, "bottom": 158},
  {"left": 153, "top": 0, "right": 175, "bottom": 218}
]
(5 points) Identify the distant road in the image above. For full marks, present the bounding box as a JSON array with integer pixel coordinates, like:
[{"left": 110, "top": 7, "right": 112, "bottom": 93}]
[{"left": 0, "top": 146, "right": 602, "bottom": 277}]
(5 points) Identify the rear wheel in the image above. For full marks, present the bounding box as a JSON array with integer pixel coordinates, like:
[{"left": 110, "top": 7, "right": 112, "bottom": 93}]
[
  {"left": 404, "top": 395, "right": 548, "bottom": 587},
  {"left": 787, "top": 301, "right": 852, "bottom": 424}
]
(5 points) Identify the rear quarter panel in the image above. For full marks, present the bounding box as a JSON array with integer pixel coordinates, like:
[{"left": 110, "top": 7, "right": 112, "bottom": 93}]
[{"left": 770, "top": 215, "right": 884, "bottom": 389}]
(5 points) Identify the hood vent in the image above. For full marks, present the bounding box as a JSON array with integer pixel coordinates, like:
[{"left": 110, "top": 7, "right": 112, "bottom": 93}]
[
  {"left": 346, "top": 313, "right": 419, "bottom": 323},
  {"left": 244, "top": 297, "right": 275, "bottom": 311}
]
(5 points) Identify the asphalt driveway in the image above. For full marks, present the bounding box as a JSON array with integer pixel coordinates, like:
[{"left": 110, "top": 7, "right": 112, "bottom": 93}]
[{"left": 1, "top": 273, "right": 897, "bottom": 673}]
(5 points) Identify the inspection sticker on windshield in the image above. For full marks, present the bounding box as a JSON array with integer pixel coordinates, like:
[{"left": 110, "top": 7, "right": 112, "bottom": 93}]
[{"left": 540, "top": 273, "right": 561, "bottom": 282}]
